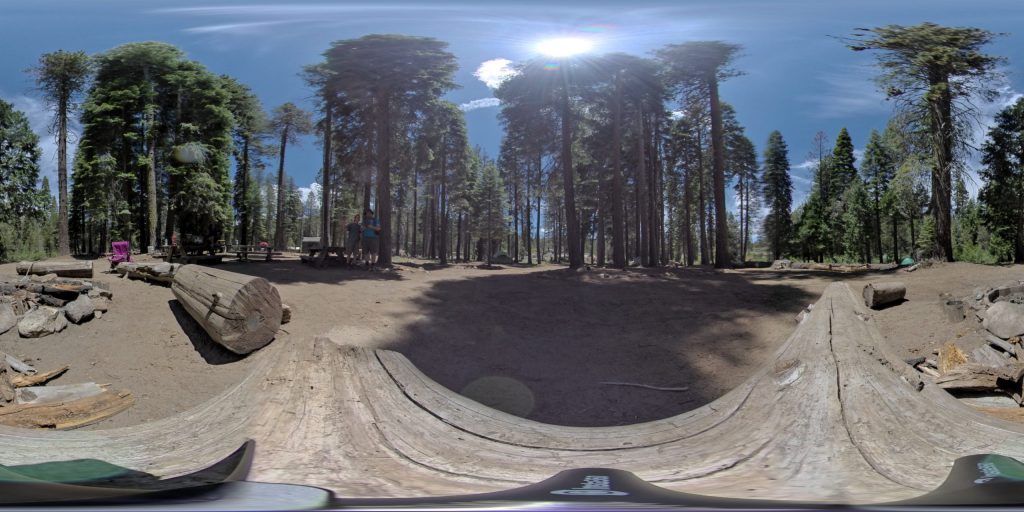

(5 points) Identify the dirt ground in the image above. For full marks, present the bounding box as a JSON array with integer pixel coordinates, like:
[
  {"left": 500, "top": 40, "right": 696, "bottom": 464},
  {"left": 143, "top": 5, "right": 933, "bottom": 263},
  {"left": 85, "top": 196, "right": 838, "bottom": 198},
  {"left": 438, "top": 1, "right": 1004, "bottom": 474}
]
[{"left": 1, "top": 255, "right": 1021, "bottom": 429}]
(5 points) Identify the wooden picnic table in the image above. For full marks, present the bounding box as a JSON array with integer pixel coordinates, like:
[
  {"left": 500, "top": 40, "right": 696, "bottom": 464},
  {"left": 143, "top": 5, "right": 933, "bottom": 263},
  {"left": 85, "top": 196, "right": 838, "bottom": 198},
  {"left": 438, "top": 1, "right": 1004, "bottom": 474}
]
[{"left": 231, "top": 245, "right": 283, "bottom": 262}]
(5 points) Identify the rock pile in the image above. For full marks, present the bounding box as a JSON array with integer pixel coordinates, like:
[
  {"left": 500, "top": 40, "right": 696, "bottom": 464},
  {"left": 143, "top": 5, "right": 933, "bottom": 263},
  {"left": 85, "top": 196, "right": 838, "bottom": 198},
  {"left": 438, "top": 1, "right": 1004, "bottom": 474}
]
[{"left": 0, "top": 274, "right": 112, "bottom": 338}]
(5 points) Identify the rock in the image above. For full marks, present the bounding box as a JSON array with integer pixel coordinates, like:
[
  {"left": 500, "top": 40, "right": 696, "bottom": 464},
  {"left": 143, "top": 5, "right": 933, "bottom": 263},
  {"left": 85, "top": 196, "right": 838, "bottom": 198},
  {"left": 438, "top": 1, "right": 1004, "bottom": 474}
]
[
  {"left": 91, "top": 297, "right": 110, "bottom": 313},
  {"left": 29, "top": 273, "right": 58, "bottom": 283},
  {"left": 983, "top": 301, "right": 1024, "bottom": 339},
  {"left": 281, "top": 303, "right": 292, "bottom": 324},
  {"left": 771, "top": 259, "right": 793, "bottom": 270},
  {"left": 63, "top": 295, "right": 95, "bottom": 324},
  {"left": 0, "top": 302, "right": 17, "bottom": 335},
  {"left": 87, "top": 286, "right": 112, "bottom": 300},
  {"left": 17, "top": 307, "right": 67, "bottom": 338},
  {"left": 94, "top": 310, "right": 103, "bottom": 320}
]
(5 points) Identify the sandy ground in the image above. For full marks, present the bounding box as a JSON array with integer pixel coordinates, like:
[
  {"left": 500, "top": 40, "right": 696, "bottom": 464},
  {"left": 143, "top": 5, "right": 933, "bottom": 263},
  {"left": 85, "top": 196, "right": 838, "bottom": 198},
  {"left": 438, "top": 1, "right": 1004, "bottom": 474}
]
[{"left": 1, "top": 255, "right": 1021, "bottom": 428}]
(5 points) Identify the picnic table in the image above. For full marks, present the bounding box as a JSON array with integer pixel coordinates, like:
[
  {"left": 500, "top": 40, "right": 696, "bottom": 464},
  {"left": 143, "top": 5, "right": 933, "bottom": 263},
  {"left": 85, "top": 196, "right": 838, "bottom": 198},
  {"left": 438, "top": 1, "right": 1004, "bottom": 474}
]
[{"left": 231, "top": 245, "right": 283, "bottom": 262}]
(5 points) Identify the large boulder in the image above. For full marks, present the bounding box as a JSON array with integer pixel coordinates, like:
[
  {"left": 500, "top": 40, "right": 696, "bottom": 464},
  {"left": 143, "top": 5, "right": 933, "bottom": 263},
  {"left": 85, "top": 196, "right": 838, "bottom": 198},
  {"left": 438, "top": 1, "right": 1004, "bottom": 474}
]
[
  {"left": 0, "top": 302, "right": 16, "bottom": 335},
  {"left": 18, "top": 306, "right": 68, "bottom": 338},
  {"left": 63, "top": 294, "right": 95, "bottom": 324},
  {"left": 771, "top": 259, "right": 793, "bottom": 270},
  {"left": 983, "top": 301, "right": 1024, "bottom": 339}
]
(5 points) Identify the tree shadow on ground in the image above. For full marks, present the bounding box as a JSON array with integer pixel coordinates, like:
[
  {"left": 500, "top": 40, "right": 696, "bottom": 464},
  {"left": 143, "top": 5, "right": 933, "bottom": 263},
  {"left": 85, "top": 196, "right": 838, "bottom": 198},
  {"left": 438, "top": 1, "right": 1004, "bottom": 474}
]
[
  {"left": 374, "top": 266, "right": 819, "bottom": 427},
  {"left": 168, "top": 300, "right": 246, "bottom": 365}
]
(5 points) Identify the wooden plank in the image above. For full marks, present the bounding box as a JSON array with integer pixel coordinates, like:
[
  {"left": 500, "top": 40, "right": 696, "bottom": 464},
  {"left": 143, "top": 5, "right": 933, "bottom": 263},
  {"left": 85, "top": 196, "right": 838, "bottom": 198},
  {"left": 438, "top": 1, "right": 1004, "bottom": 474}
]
[
  {"left": 0, "top": 390, "right": 132, "bottom": 429},
  {"left": 15, "top": 382, "right": 104, "bottom": 405},
  {"left": 9, "top": 365, "right": 68, "bottom": 388}
]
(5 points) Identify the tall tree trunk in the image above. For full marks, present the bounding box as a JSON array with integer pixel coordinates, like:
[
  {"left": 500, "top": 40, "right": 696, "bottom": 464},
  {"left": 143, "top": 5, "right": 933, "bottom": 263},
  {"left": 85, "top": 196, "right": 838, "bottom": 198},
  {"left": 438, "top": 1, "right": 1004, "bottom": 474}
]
[
  {"left": 684, "top": 162, "right": 694, "bottom": 266},
  {"left": 376, "top": 95, "right": 393, "bottom": 266},
  {"left": 635, "top": 110, "right": 650, "bottom": 267},
  {"left": 513, "top": 176, "right": 520, "bottom": 262},
  {"left": 536, "top": 177, "right": 542, "bottom": 264},
  {"left": 696, "top": 128, "right": 708, "bottom": 265},
  {"left": 145, "top": 107, "right": 157, "bottom": 252},
  {"left": 930, "top": 73, "right": 955, "bottom": 262},
  {"left": 525, "top": 158, "right": 533, "bottom": 265},
  {"left": 316, "top": 103, "right": 333, "bottom": 266},
  {"left": 439, "top": 137, "right": 448, "bottom": 265},
  {"left": 646, "top": 114, "right": 657, "bottom": 266},
  {"left": 238, "top": 140, "right": 250, "bottom": 246},
  {"left": 274, "top": 126, "right": 289, "bottom": 251},
  {"left": 57, "top": 91, "right": 70, "bottom": 256},
  {"left": 709, "top": 76, "right": 729, "bottom": 268},
  {"left": 411, "top": 166, "right": 418, "bottom": 257},
  {"left": 892, "top": 213, "right": 899, "bottom": 263},
  {"left": 610, "top": 78, "right": 626, "bottom": 269},
  {"left": 559, "top": 78, "right": 582, "bottom": 269}
]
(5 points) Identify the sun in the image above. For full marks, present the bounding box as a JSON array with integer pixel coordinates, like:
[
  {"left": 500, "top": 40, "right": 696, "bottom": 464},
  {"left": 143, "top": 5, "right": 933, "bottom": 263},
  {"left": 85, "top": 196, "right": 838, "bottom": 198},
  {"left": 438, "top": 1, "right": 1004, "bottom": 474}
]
[{"left": 534, "top": 37, "right": 594, "bottom": 58}]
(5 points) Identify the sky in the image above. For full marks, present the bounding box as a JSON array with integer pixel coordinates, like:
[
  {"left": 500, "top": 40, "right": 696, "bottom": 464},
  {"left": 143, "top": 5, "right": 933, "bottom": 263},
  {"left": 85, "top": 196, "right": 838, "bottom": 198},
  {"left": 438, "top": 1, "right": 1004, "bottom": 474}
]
[{"left": 2, "top": 0, "right": 1024, "bottom": 210}]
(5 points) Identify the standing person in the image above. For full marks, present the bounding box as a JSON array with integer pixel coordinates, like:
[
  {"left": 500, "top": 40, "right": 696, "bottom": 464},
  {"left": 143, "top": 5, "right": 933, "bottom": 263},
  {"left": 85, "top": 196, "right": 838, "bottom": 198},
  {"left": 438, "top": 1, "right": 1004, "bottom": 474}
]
[
  {"left": 345, "top": 214, "right": 362, "bottom": 265},
  {"left": 361, "top": 208, "right": 382, "bottom": 269}
]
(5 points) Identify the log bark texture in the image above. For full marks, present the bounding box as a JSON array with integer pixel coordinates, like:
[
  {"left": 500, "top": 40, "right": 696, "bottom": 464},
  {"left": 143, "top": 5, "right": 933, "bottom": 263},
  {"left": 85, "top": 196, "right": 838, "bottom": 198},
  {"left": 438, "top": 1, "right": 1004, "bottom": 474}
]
[
  {"left": 863, "top": 281, "right": 906, "bottom": 309},
  {"left": 171, "top": 265, "right": 281, "bottom": 354},
  {"left": 15, "top": 261, "right": 93, "bottom": 278}
]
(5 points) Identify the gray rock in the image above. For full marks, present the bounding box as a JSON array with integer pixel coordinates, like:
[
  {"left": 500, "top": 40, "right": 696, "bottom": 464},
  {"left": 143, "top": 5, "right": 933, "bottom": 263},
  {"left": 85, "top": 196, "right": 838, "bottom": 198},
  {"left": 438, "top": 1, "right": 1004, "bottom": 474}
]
[
  {"left": 771, "top": 259, "right": 793, "bottom": 270},
  {"left": 983, "top": 301, "right": 1024, "bottom": 339},
  {"left": 18, "top": 306, "right": 67, "bottom": 338},
  {"left": 94, "top": 310, "right": 103, "bottom": 320},
  {"left": 91, "top": 297, "right": 110, "bottom": 313},
  {"left": 87, "top": 286, "right": 112, "bottom": 300},
  {"left": 29, "top": 273, "right": 58, "bottom": 283},
  {"left": 0, "top": 302, "right": 16, "bottom": 335},
  {"left": 63, "top": 294, "right": 94, "bottom": 324}
]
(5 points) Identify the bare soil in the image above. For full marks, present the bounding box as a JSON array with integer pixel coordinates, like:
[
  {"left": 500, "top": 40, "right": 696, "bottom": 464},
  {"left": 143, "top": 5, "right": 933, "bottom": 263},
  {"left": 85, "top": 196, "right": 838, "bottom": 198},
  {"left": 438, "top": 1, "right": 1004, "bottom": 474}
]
[{"left": 1, "top": 256, "right": 1020, "bottom": 428}]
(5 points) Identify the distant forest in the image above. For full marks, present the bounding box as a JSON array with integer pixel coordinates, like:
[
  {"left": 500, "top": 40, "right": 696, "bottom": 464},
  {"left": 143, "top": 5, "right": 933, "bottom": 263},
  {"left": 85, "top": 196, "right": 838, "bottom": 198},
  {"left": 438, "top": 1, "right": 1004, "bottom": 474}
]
[{"left": 3, "top": 23, "right": 1024, "bottom": 267}]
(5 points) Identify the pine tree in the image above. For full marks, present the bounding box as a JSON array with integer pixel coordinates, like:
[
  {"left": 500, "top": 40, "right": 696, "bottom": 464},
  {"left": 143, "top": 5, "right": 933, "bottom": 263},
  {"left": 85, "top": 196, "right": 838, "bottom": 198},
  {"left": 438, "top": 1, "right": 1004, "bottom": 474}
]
[
  {"left": 0, "top": 98, "right": 45, "bottom": 260},
  {"left": 861, "top": 129, "right": 895, "bottom": 262},
  {"left": 474, "top": 160, "right": 507, "bottom": 266},
  {"left": 761, "top": 131, "right": 792, "bottom": 260},
  {"left": 978, "top": 97, "right": 1024, "bottom": 262}
]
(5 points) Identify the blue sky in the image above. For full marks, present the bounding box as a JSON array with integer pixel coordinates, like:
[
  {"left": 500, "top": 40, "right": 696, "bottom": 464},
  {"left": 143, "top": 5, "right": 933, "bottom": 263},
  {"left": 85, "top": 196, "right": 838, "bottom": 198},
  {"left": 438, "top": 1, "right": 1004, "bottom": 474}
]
[{"left": 2, "top": 0, "right": 1023, "bottom": 210}]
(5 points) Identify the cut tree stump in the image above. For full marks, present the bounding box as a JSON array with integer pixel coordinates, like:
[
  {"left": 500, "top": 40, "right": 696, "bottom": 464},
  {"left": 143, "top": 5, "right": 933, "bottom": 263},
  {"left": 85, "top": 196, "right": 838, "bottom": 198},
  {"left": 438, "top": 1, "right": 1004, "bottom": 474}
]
[
  {"left": 0, "top": 390, "right": 133, "bottom": 429},
  {"left": 863, "top": 281, "right": 906, "bottom": 309},
  {"left": 15, "top": 261, "right": 93, "bottom": 278},
  {"left": 171, "top": 265, "right": 281, "bottom": 355}
]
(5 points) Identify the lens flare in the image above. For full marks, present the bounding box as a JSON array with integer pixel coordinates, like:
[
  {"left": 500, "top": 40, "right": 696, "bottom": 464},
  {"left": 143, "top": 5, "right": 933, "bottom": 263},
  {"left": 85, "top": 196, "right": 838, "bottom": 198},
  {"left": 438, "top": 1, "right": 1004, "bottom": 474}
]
[{"left": 534, "top": 37, "right": 593, "bottom": 58}]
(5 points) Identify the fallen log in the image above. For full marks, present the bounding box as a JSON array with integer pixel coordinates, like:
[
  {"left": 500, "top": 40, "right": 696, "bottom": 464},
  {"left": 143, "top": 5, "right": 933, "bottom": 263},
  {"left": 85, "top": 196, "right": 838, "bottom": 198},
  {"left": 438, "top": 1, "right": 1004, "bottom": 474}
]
[
  {"left": 115, "top": 262, "right": 180, "bottom": 285},
  {"left": 986, "top": 333, "right": 1016, "bottom": 355},
  {"left": 935, "top": 363, "right": 1024, "bottom": 392},
  {"left": 863, "top": 281, "right": 906, "bottom": 309},
  {"left": 10, "top": 366, "right": 69, "bottom": 388},
  {"left": 15, "top": 261, "right": 93, "bottom": 279},
  {"left": 0, "top": 390, "right": 133, "bottom": 429},
  {"left": 16, "top": 382, "right": 104, "bottom": 405},
  {"left": 171, "top": 265, "right": 281, "bottom": 354}
]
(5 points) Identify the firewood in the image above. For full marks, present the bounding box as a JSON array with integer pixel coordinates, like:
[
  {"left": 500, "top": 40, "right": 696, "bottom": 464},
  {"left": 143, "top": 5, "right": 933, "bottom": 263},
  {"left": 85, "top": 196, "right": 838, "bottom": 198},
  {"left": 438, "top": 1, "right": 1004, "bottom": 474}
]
[
  {"left": 9, "top": 365, "right": 69, "bottom": 388},
  {"left": 0, "top": 390, "right": 133, "bottom": 429}
]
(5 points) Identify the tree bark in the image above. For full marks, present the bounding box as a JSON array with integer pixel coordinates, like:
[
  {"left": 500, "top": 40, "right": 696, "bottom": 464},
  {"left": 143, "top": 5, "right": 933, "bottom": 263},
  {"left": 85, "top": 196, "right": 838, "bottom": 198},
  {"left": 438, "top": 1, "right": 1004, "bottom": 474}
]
[
  {"left": 560, "top": 78, "right": 583, "bottom": 269},
  {"left": 57, "top": 91, "right": 70, "bottom": 256},
  {"left": 316, "top": 100, "right": 333, "bottom": 266},
  {"left": 274, "top": 126, "right": 289, "bottom": 251},
  {"left": 610, "top": 77, "right": 626, "bottom": 269},
  {"left": 376, "top": 94, "right": 393, "bottom": 266},
  {"left": 16, "top": 261, "right": 93, "bottom": 278},
  {"left": 709, "top": 76, "right": 729, "bottom": 268}
]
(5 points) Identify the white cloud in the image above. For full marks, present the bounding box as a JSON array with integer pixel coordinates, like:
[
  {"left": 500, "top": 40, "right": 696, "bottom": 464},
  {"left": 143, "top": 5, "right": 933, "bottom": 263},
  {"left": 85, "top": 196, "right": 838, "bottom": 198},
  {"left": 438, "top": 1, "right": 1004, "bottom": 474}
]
[
  {"left": 669, "top": 110, "right": 684, "bottom": 120},
  {"left": 803, "top": 65, "right": 888, "bottom": 120},
  {"left": 184, "top": 20, "right": 300, "bottom": 34},
  {"left": 4, "top": 92, "right": 77, "bottom": 197},
  {"left": 298, "top": 182, "right": 321, "bottom": 201},
  {"left": 473, "top": 59, "right": 516, "bottom": 89},
  {"left": 459, "top": 97, "right": 501, "bottom": 112}
]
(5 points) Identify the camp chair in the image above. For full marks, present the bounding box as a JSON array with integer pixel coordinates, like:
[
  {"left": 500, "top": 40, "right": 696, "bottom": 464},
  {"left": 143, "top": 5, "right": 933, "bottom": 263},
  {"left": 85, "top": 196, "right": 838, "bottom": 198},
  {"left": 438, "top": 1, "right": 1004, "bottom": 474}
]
[{"left": 109, "top": 241, "right": 131, "bottom": 269}]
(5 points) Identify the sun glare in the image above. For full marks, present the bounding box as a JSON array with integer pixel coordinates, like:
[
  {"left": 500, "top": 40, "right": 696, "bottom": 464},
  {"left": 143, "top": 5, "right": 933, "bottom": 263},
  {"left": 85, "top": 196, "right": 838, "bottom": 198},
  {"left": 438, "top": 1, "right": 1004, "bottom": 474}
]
[{"left": 534, "top": 37, "right": 594, "bottom": 58}]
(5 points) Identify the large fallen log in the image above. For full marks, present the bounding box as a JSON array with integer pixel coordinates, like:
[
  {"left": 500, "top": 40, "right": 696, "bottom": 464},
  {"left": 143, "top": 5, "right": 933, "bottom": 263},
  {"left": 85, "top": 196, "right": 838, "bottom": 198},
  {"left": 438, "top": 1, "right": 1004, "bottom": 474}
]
[
  {"left": 15, "top": 261, "right": 93, "bottom": 278},
  {"left": 862, "top": 281, "right": 906, "bottom": 309},
  {"left": 115, "top": 262, "right": 180, "bottom": 285},
  {"left": 0, "top": 390, "right": 133, "bottom": 429},
  {"left": 171, "top": 265, "right": 281, "bottom": 354}
]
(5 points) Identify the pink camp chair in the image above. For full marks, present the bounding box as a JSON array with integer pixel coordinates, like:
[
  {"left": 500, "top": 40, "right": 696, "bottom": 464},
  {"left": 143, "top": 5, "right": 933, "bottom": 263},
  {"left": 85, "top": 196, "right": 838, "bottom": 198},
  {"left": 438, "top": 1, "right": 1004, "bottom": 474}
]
[{"left": 109, "top": 241, "right": 131, "bottom": 269}]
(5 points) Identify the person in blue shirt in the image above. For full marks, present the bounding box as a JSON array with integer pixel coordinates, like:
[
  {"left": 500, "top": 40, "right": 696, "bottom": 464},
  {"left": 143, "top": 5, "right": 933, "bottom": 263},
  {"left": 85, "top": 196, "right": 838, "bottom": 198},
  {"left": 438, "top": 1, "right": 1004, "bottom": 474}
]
[{"left": 361, "top": 208, "right": 382, "bottom": 269}]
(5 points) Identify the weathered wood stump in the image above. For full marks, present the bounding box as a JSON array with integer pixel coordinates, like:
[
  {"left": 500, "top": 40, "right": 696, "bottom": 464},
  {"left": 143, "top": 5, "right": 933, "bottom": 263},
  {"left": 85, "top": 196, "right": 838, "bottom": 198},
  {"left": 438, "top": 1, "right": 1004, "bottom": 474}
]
[
  {"left": 862, "top": 281, "right": 906, "bottom": 309},
  {"left": 943, "top": 299, "right": 966, "bottom": 323},
  {"left": 171, "top": 265, "right": 281, "bottom": 354},
  {"left": 116, "top": 262, "right": 180, "bottom": 284},
  {"left": 16, "top": 261, "right": 93, "bottom": 278}
]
